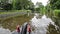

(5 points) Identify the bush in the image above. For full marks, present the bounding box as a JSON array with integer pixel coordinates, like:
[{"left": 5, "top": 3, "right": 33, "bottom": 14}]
[{"left": 54, "top": 10, "right": 60, "bottom": 18}]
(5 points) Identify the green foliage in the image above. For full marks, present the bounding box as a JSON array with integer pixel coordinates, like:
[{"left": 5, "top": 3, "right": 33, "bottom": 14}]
[
  {"left": 35, "top": 2, "right": 44, "bottom": 13},
  {"left": 0, "top": 0, "right": 13, "bottom": 10},
  {"left": 0, "top": 0, "right": 34, "bottom": 11},
  {"left": 12, "top": 0, "right": 34, "bottom": 10},
  {"left": 49, "top": 0, "right": 60, "bottom": 9},
  {"left": 3, "top": 3, "right": 12, "bottom": 10},
  {"left": 46, "top": 4, "right": 51, "bottom": 11},
  {"left": 54, "top": 10, "right": 60, "bottom": 18},
  {"left": 35, "top": 8, "right": 40, "bottom": 13}
]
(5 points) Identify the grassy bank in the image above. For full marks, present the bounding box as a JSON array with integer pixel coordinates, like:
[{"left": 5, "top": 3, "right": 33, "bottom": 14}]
[
  {"left": 0, "top": 13, "right": 33, "bottom": 31},
  {"left": 53, "top": 10, "right": 60, "bottom": 18},
  {"left": 0, "top": 10, "right": 31, "bottom": 14}
]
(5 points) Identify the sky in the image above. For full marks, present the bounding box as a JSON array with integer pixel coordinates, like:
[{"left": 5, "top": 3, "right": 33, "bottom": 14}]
[{"left": 31, "top": 0, "right": 49, "bottom": 6}]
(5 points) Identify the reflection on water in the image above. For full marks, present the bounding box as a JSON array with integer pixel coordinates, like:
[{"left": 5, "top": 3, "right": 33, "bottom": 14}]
[
  {"left": 31, "top": 13, "right": 59, "bottom": 34},
  {"left": 0, "top": 13, "right": 59, "bottom": 34}
]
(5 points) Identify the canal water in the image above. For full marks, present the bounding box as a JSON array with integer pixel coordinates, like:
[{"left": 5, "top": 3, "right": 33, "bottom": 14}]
[
  {"left": 0, "top": 13, "right": 59, "bottom": 34},
  {"left": 30, "top": 13, "right": 59, "bottom": 34}
]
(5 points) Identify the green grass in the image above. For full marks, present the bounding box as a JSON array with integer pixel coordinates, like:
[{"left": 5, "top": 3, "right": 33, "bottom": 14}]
[{"left": 0, "top": 10, "right": 31, "bottom": 14}]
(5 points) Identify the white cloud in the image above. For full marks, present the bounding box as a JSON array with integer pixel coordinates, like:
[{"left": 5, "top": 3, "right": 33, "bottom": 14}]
[{"left": 31, "top": 0, "right": 49, "bottom": 6}]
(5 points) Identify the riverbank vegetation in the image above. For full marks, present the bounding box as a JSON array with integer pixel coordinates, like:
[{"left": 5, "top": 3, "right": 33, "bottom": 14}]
[
  {"left": 0, "top": 10, "right": 31, "bottom": 14},
  {"left": 0, "top": 0, "right": 34, "bottom": 11},
  {"left": 45, "top": 0, "right": 60, "bottom": 27},
  {"left": 45, "top": 0, "right": 60, "bottom": 34}
]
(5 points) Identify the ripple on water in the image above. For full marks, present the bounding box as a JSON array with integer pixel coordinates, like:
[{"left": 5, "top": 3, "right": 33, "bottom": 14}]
[{"left": 31, "top": 14, "right": 58, "bottom": 34}]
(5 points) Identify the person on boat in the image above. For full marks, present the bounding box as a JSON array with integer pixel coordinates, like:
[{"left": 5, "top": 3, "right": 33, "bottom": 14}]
[
  {"left": 27, "top": 23, "right": 31, "bottom": 34},
  {"left": 16, "top": 25, "right": 20, "bottom": 34},
  {"left": 23, "top": 23, "right": 28, "bottom": 34}
]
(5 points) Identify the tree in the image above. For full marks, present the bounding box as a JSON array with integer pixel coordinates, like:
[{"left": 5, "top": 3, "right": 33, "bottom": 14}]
[
  {"left": 3, "top": 3, "right": 12, "bottom": 10},
  {"left": 0, "top": 0, "right": 12, "bottom": 10},
  {"left": 49, "top": 0, "right": 60, "bottom": 9},
  {"left": 12, "top": 0, "right": 34, "bottom": 10},
  {"left": 35, "top": 2, "right": 44, "bottom": 13},
  {"left": 28, "top": 1, "right": 35, "bottom": 12},
  {"left": 0, "top": 0, "right": 34, "bottom": 10}
]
